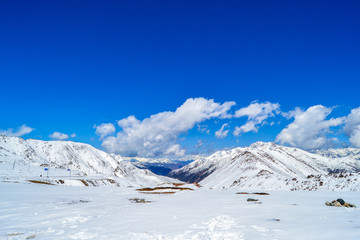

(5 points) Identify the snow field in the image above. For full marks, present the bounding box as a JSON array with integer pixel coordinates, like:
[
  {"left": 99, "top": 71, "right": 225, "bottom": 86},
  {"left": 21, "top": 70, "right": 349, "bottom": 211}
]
[{"left": 1, "top": 182, "right": 360, "bottom": 240}]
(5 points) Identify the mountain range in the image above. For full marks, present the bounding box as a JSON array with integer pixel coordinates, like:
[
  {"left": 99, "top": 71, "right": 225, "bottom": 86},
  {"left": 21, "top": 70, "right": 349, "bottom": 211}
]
[
  {"left": 2, "top": 136, "right": 360, "bottom": 190},
  {"left": 169, "top": 142, "right": 360, "bottom": 191},
  {"left": 0, "top": 135, "right": 174, "bottom": 187}
]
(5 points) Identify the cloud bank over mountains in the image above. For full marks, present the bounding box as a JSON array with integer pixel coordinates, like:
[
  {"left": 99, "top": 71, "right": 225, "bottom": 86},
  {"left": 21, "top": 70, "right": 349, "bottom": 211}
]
[
  {"left": 98, "top": 98, "right": 235, "bottom": 157},
  {"left": 94, "top": 97, "right": 360, "bottom": 157},
  {"left": 3, "top": 98, "right": 358, "bottom": 158},
  {"left": 344, "top": 107, "right": 360, "bottom": 147},
  {"left": 276, "top": 105, "right": 344, "bottom": 149}
]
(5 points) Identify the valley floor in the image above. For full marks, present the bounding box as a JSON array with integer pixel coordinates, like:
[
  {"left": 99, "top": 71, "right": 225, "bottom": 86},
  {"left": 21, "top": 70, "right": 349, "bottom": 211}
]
[{"left": 1, "top": 182, "right": 360, "bottom": 240}]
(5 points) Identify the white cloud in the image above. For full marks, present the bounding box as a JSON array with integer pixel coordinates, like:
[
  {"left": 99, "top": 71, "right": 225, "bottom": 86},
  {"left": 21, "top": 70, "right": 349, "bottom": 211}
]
[
  {"left": 49, "top": 132, "right": 69, "bottom": 140},
  {"left": 49, "top": 131, "right": 77, "bottom": 140},
  {"left": 164, "top": 144, "right": 186, "bottom": 156},
  {"left": 233, "top": 101, "right": 280, "bottom": 136},
  {"left": 100, "top": 97, "right": 236, "bottom": 157},
  {"left": 215, "top": 123, "right": 229, "bottom": 139},
  {"left": 0, "top": 124, "right": 34, "bottom": 137},
  {"left": 349, "top": 128, "right": 360, "bottom": 147},
  {"left": 276, "top": 105, "right": 344, "bottom": 149},
  {"left": 197, "top": 124, "right": 210, "bottom": 134},
  {"left": 344, "top": 107, "right": 360, "bottom": 147},
  {"left": 95, "top": 123, "right": 116, "bottom": 139},
  {"left": 195, "top": 139, "right": 204, "bottom": 148}
]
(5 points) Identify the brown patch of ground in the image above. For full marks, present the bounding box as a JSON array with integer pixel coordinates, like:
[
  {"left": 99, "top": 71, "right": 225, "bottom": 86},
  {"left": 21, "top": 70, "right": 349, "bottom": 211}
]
[
  {"left": 86, "top": 180, "right": 96, "bottom": 186},
  {"left": 237, "top": 192, "right": 269, "bottom": 195},
  {"left": 140, "top": 191, "right": 176, "bottom": 194},
  {"left": 28, "top": 180, "right": 54, "bottom": 185},
  {"left": 79, "top": 179, "right": 89, "bottom": 186},
  {"left": 172, "top": 183, "right": 185, "bottom": 186},
  {"left": 136, "top": 186, "right": 194, "bottom": 192}
]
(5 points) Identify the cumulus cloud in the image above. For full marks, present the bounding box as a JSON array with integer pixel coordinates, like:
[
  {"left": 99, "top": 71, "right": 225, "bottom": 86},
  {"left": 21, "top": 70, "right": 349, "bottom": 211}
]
[
  {"left": 100, "top": 97, "right": 235, "bottom": 157},
  {"left": 215, "top": 123, "right": 229, "bottom": 139},
  {"left": 233, "top": 101, "right": 280, "bottom": 136},
  {"left": 344, "top": 107, "right": 360, "bottom": 147},
  {"left": 49, "top": 132, "right": 77, "bottom": 140},
  {"left": 49, "top": 132, "right": 69, "bottom": 140},
  {"left": 95, "top": 123, "right": 116, "bottom": 139},
  {"left": 276, "top": 105, "right": 344, "bottom": 149},
  {"left": 0, "top": 124, "right": 34, "bottom": 137}
]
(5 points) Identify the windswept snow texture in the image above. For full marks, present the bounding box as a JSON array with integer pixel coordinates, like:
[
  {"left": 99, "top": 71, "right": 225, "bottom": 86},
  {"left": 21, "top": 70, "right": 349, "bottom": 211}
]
[
  {"left": 170, "top": 142, "right": 360, "bottom": 190},
  {"left": 1, "top": 182, "right": 360, "bottom": 240},
  {"left": 0, "top": 135, "right": 174, "bottom": 187}
]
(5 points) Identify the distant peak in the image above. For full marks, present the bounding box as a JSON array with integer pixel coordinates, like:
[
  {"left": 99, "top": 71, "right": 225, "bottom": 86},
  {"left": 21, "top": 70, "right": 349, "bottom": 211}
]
[{"left": 249, "top": 141, "right": 278, "bottom": 149}]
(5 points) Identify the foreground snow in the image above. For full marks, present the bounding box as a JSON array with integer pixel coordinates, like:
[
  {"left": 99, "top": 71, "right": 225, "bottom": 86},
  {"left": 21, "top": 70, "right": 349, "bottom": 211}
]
[{"left": 1, "top": 182, "right": 360, "bottom": 240}]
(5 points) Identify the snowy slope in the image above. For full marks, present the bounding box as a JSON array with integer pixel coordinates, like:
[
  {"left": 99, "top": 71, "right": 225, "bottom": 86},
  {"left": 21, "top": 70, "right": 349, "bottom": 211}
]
[
  {"left": 170, "top": 142, "right": 360, "bottom": 190},
  {"left": 0, "top": 135, "right": 175, "bottom": 187},
  {"left": 2, "top": 182, "right": 360, "bottom": 239}
]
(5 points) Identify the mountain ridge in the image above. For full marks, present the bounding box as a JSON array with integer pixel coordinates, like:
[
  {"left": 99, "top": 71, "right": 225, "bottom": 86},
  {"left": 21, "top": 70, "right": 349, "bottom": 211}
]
[
  {"left": 169, "top": 142, "right": 360, "bottom": 190},
  {"left": 0, "top": 135, "right": 175, "bottom": 187}
]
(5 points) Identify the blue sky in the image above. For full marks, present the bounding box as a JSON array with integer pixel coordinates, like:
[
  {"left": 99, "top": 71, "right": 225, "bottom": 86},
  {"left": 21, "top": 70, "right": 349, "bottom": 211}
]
[{"left": 1, "top": 1, "right": 360, "bottom": 158}]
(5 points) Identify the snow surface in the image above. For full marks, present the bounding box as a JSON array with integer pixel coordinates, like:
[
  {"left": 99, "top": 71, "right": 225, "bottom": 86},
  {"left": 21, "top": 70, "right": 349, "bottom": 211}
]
[{"left": 1, "top": 182, "right": 360, "bottom": 240}]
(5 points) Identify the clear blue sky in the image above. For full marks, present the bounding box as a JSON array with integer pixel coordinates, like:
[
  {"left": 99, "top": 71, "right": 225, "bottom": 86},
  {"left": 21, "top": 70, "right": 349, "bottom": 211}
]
[{"left": 1, "top": 1, "right": 359, "bottom": 157}]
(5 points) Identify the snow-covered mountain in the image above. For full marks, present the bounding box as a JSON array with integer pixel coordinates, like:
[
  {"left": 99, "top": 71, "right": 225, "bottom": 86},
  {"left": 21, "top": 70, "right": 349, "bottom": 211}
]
[
  {"left": 169, "top": 142, "right": 360, "bottom": 190},
  {"left": 313, "top": 147, "right": 360, "bottom": 161},
  {"left": 0, "top": 135, "right": 175, "bottom": 187}
]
